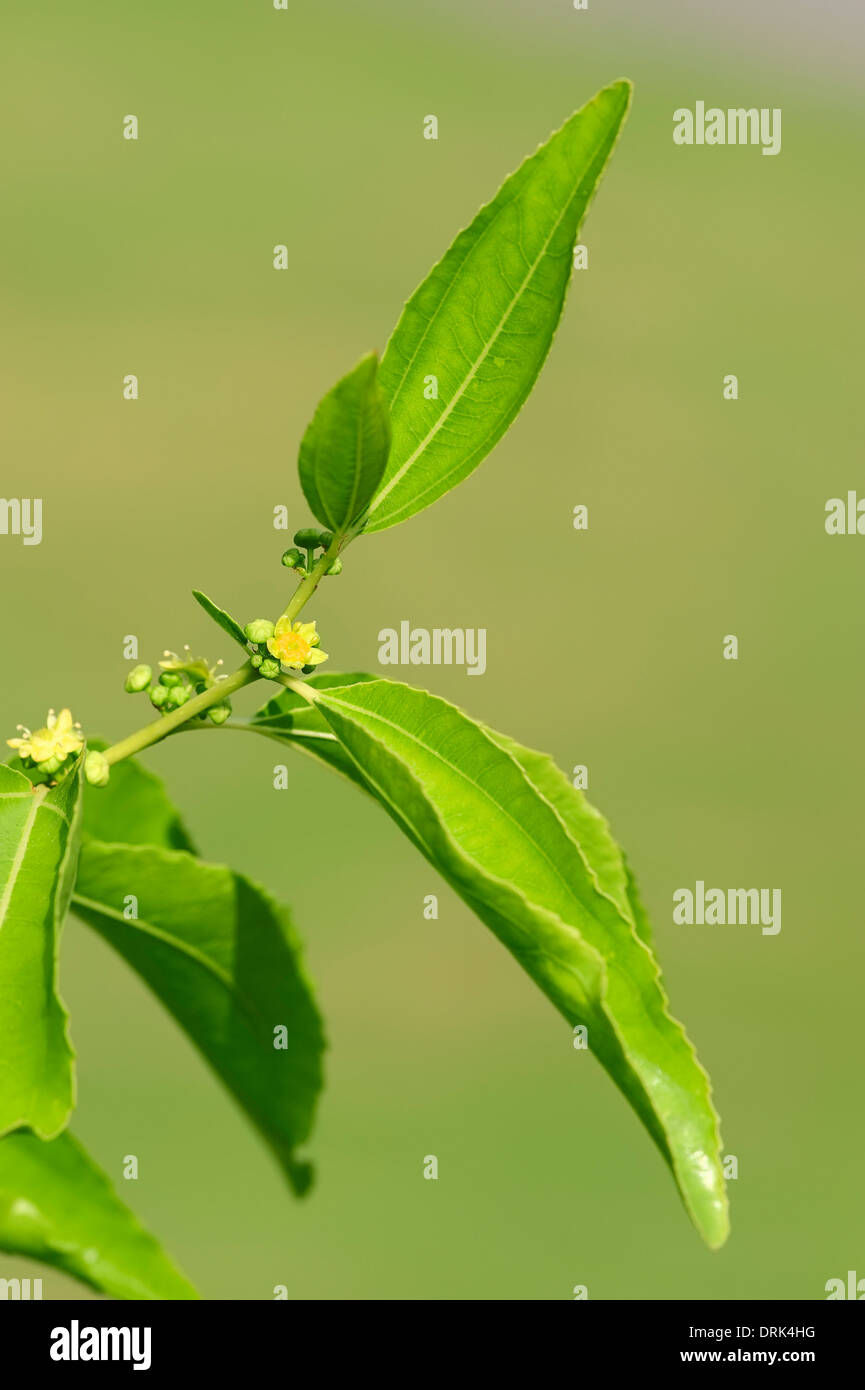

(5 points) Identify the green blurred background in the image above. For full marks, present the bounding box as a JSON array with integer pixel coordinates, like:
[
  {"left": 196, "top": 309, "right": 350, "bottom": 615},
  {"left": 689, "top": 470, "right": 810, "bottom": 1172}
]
[{"left": 1, "top": 0, "right": 862, "bottom": 1299}]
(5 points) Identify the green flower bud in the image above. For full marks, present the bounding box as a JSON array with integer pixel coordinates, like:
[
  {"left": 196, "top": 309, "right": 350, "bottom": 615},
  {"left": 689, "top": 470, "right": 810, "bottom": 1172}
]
[
  {"left": 166, "top": 682, "right": 193, "bottom": 709},
  {"left": 124, "top": 664, "right": 152, "bottom": 693},
  {"left": 250, "top": 653, "right": 263, "bottom": 668},
  {"left": 259, "top": 658, "right": 281, "bottom": 680},
  {"left": 281, "top": 547, "right": 304, "bottom": 570},
  {"left": 84, "top": 749, "right": 110, "bottom": 788},
  {"left": 159, "top": 671, "right": 184, "bottom": 688},
  {"left": 149, "top": 684, "right": 170, "bottom": 709},
  {"left": 207, "top": 701, "right": 232, "bottom": 726},
  {"left": 325, "top": 557, "right": 343, "bottom": 576},
  {"left": 244, "top": 618, "right": 275, "bottom": 644},
  {"left": 293, "top": 527, "right": 322, "bottom": 550},
  {"left": 317, "top": 529, "right": 334, "bottom": 548}
]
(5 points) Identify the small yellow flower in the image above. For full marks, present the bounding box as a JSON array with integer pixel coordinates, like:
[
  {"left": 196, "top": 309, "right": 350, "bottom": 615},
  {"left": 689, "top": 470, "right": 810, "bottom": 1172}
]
[
  {"left": 7, "top": 708, "right": 84, "bottom": 764},
  {"left": 266, "top": 618, "right": 329, "bottom": 670}
]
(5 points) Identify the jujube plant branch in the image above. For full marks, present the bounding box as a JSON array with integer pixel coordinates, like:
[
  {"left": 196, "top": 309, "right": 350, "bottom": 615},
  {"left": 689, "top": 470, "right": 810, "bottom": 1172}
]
[{"left": 0, "top": 79, "right": 729, "bottom": 1303}]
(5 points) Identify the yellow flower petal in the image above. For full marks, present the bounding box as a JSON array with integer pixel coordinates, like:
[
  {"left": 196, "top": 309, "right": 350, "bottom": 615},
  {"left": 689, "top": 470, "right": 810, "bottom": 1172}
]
[
  {"left": 57, "top": 732, "right": 84, "bottom": 757},
  {"left": 28, "top": 734, "right": 58, "bottom": 762}
]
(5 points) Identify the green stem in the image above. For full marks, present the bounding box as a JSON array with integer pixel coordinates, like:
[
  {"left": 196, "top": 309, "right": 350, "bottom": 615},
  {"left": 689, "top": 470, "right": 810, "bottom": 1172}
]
[
  {"left": 273, "top": 671, "right": 319, "bottom": 703},
  {"left": 101, "top": 537, "right": 345, "bottom": 770},
  {"left": 103, "top": 663, "right": 260, "bottom": 766},
  {"left": 279, "top": 538, "right": 342, "bottom": 625}
]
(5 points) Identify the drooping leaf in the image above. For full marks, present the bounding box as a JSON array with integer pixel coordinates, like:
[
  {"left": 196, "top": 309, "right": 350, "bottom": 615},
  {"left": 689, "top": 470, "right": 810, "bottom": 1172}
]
[
  {"left": 82, "top": 742, "right": 195, "bottom": 853},
  {"left": 71, "top": 843, "right": 324, "bottom": 1195},
  {"left": 247, "top": 678, "right": 658, "bottom": 952},
  {"left": 0, "top": 1129, "right": 197, "bottom": 1299},
  {"left": 191, "top": 590, "right": 249, "bottom": 650},
  {"left": 0, "top": 761, "right": 81, "bottom": 1139},
  {"left": 232, "top": 675, "right": 725, "bottom": 1240},
  {"left": 364, "top": 79, "right": 632, "bottom": 532},
  {"left": 246, "top": 679, "right": 657, "bottom": 951},
  {"left": 247, "top": 679, "right": 654, "bottom": 945},
  {"left": 298, "top": 352, "right": 391, "bottom": 535},
  {"left": 303, "top": 677, "right": 727, "bottom": 1248}
]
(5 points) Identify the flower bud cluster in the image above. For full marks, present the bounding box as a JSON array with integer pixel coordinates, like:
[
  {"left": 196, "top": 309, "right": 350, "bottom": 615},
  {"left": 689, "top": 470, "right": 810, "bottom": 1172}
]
[
  {"left": 124, "top": 646, "right": 232, "bottom": 726},
  {"left": 281, "top": 528, "right": 342, "bottom": 577}
]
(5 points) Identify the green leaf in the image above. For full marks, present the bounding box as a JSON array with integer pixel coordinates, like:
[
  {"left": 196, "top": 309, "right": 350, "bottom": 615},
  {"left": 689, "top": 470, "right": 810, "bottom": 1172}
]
[
  {"left": 246, "top": 679, "right": 658, "bottom": 952},
  {"left": 248, "top": 677, "right": 656, "bottom": 952},
  {"left": 0, "top": 1129, "right": 197, "bottom": 1299},
  {"left": 364, "top": 79, "right": 632, "bottom": 532},
  {"left": 248, "top": 681, "right": 652, "bottom": 950},
  {"left": 191, "top": 589, "right": 249, "bottom": 650},
  {"left": 298, "top": 352, "right": 392, "bottom": 534},
  {"left": 71, "top": 843, "right": 324, "bottom": 1195},
  {"left": 0, "top": 761, "right": 81, "bottom": 1139},
  {"left": 307, "top": 678, "right": 728, "bottom": 1248},
  {"left": 82, "top": 742, "right": 195, "bottom": 853}
]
